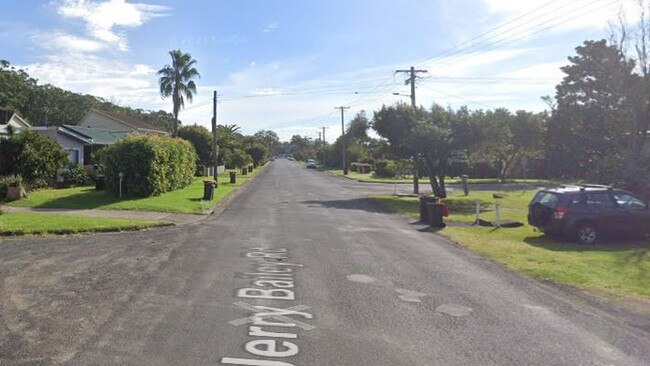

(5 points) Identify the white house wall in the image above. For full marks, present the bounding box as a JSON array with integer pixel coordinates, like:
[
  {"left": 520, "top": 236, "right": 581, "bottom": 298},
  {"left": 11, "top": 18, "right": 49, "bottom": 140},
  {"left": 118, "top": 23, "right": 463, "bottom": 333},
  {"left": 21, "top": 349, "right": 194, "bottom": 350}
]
[{"left": 34, "top": 129, "right": 85, "bottom": 164}]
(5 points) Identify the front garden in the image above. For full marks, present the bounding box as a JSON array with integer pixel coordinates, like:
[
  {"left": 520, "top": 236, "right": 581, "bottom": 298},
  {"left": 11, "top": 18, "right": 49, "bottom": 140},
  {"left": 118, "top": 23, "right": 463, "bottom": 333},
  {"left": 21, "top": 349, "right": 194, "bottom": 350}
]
[{"left": 371, "top": 190, "right": 650, "bottom": 301}]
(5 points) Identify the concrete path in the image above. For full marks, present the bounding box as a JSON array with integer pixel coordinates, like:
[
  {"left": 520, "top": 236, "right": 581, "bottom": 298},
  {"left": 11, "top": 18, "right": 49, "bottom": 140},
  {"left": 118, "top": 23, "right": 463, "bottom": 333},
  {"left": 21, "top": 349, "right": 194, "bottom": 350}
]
[{"left": 0, "top": 205, "right": 206, "bottom": 225}]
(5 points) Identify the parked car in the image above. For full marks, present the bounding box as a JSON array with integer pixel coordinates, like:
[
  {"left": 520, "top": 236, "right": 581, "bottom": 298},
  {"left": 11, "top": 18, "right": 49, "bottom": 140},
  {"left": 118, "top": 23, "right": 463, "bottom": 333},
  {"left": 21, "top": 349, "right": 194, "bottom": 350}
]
[
  {"left": 306, "top": 159, "right": 317, "bottom": 169},
  {"left": 527, "top": 185, "right": 650, "bottom": 244}
]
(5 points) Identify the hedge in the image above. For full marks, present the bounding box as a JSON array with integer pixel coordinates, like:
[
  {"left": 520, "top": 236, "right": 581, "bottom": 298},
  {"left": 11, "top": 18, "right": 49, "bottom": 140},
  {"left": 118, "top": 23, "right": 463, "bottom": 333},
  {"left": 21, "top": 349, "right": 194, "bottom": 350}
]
[{"left": 99, "top": 134, "right": 197, "bottom": 197}]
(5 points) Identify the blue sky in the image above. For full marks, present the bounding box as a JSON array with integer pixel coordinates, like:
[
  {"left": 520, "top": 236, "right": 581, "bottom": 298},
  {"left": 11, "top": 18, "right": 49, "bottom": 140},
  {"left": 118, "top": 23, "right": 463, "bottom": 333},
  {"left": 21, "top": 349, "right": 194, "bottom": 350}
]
[{"left": 0, "top": 0, "right": 639, "bottom": 140}]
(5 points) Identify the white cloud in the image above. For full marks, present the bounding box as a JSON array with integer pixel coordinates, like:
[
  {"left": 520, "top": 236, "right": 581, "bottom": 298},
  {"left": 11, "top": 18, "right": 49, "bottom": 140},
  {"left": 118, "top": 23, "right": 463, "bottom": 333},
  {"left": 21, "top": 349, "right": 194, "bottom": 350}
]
[
  {"left": 19, "top": 55, "right": 163, "bottom": 107},
  {"left": 262, "top": 22, "right": 279, "bottom": 33},
  {"left": 56, "top": 0, "right": 169, "bottom": 51},
  {"left": 32, "top": 31, "right": 105, "bottom": 52}
]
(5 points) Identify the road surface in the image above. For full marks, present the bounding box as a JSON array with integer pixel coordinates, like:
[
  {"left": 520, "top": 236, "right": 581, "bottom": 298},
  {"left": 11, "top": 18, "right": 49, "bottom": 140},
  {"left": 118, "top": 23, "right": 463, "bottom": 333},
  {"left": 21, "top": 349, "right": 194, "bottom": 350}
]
[{"left": 1, "top": 159, "right": 648, "bottom": 365}]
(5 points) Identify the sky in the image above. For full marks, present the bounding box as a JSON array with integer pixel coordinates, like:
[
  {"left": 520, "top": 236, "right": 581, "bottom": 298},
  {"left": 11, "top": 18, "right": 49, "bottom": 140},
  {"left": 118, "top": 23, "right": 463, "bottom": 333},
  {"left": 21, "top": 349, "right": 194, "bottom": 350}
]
[{"left": 0, "top": 0, "right": 642, "bottom": 141}]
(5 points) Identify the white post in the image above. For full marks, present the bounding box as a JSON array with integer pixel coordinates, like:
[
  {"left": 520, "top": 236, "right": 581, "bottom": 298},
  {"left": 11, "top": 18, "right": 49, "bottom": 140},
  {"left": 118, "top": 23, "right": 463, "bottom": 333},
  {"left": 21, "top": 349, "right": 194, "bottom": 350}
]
[
  {"left": 495, "top": 202, "right": 501, "bottom": 227},
  {"left": 119, "top": 172, "right": 124, "bottom": 198},
  {"left": 475, "top": 201, "right": 481, "bottom": 223}
]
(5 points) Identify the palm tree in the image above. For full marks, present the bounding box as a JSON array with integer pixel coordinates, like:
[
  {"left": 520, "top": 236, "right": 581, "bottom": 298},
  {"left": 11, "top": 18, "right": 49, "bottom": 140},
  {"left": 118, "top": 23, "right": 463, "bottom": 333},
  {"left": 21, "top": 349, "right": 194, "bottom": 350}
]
[{"left": 157, "top": 50, "right": 200, "bottom": 135}]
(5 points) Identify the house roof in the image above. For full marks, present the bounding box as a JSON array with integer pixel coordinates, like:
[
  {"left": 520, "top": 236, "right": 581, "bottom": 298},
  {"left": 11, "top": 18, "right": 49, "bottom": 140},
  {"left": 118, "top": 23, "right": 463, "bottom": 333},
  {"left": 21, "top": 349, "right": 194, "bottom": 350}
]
[
  {"left": 61, "top": 125, "right": 131, "bottom": 145},
  {"left": 92, "top": 109, "right": 168, "bottom": 134},
  {"left": 0, "top": 110, "right": 31, "bottom": 128}
]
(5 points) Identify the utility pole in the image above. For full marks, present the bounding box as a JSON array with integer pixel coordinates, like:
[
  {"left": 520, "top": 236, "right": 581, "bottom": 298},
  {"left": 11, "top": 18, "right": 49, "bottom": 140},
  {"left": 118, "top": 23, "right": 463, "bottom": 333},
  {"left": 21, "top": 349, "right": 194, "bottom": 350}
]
[
  {"left": 335, "top": 106, "right": 350, "bottom": 175},
  {"left": 395, "top": 66, "right": 427, "bottom": 195},
  {"left": 211, "top": 90, "right": 219, "bottom": 186},
  {"left": 320, "top": 126, "right": 329, "bottom": 165}
]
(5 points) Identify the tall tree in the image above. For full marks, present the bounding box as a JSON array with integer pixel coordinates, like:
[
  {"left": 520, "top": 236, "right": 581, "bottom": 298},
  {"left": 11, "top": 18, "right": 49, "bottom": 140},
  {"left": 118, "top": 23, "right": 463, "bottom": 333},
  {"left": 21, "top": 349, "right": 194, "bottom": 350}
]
[
  {"left": 157, "top": 50, "right": 200, "bottom": 136},
  {"left": 545, "top": 40, "right": 634, "bottom": 180},
  {"left": 178, "top": 124, "right": 213, "bottom": 165}
]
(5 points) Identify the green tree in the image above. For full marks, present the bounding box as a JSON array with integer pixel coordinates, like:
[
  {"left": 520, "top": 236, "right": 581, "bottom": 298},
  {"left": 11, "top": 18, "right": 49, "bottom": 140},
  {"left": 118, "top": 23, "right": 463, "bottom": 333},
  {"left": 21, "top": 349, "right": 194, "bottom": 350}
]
[
  {"left": 178, "top": 124, "right": 212, "bottom": 165},
  {"left": 347, "top": 110, "right": 371, "bottom": 144},
  {"left": 545, "top": 40, "right": 634, "bottom": 180},
  {"left": 157, "top": 50, "right": 200, "bottom": 135},
  {"left": 225, "top": 149, "right": 252, "bottom": 169},
  {"left": 0, "top": 130, "right": 68, "bottom": 186}
]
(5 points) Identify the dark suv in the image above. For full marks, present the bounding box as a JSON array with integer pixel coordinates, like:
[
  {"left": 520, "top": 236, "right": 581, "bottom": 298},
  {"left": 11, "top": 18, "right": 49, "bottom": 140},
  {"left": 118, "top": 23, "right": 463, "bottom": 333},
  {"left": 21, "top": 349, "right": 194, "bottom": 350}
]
[{"left": 527, "top": 185, "right": 650, "bottom": 244}]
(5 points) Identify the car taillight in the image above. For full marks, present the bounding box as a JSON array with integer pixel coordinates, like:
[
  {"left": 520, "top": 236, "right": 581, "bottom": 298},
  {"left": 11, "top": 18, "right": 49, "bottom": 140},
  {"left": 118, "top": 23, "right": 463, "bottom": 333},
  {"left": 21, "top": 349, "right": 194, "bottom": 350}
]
[{"left": 554, "top": 206, "right": 569, "bottom": 219}]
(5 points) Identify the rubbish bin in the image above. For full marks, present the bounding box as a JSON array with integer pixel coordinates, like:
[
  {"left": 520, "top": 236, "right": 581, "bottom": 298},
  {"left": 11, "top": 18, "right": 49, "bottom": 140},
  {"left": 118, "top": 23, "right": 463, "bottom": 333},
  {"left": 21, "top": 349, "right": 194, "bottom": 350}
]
[
  {"left": 229, "top": 171, "right": 236, "bottom": 184},
  {"left": 248, "top": 165, "right": 253, "bottom": 173},
  {"left": 425, "top": 202, "right": 447, "bottom": 228},
  {"left": 241, "top": 167, "right": 248, "bottom": 176},
  {"left": 95, "top": 175, "right": 106, "bottom": 190},
  {"left": 203, "top": 180, "right": 216, "bottom": 201},
  {"left": 419, "top": 196, "right": 437, "bottom": 223}
]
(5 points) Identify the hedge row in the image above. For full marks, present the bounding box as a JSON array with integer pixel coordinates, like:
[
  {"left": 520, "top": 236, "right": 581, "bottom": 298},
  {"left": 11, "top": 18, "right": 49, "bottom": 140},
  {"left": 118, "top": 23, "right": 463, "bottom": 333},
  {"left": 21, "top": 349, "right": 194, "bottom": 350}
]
[{"left": 99, "top": 134, "right": 197, "bottom": 197}]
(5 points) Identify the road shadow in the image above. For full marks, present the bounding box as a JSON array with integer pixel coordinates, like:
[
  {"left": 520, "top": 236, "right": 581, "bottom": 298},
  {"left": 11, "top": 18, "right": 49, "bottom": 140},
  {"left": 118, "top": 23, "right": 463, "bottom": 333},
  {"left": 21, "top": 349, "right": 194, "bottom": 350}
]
[{"left": 301, "top": 198, "right": 391, "bottom": 214}]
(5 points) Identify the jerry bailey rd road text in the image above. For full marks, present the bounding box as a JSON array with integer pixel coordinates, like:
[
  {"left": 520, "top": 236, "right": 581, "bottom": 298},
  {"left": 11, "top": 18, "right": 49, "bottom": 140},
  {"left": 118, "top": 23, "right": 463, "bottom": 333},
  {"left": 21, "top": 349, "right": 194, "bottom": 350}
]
[{"left": 221, "top": 247, "right": 313, "bottom": 366}]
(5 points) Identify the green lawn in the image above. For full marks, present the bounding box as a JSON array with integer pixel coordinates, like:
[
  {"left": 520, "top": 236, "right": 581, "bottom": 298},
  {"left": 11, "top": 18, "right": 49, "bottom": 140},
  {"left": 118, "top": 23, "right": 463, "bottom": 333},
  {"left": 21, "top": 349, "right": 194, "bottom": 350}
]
[
  {"left": 0, "top": 212, "right": 166, "bottom": 235},
  {"left": 370, "top": 190, "right": 650, "bottom": 300},
  {"left": 8, "top": 166, "right": 265, "bottom": 215},
  {"left": 329, "top": 169, "right": 554, "bottom": 185}
]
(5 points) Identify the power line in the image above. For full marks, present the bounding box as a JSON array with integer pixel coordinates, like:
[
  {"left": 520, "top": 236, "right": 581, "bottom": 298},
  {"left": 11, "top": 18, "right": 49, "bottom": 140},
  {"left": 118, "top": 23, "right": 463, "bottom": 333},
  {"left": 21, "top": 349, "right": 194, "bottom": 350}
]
[
  {"left": 413, "top": 0, "right": 600, "bottom": 69},
  {"left": 424, "top": 0, "right": 618, "bottom": 70}
]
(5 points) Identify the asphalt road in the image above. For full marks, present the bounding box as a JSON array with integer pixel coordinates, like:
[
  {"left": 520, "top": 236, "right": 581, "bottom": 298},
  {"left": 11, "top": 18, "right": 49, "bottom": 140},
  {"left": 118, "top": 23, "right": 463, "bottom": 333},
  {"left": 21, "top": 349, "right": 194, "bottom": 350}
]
[{"left": 1, "top": 159, "right": 648, "bottom": 365}]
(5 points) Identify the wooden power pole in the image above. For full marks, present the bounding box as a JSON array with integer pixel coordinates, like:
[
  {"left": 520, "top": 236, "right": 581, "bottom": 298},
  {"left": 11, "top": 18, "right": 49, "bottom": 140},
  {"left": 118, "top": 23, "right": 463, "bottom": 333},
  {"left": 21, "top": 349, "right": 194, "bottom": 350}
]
[
  {"left": 212, "top": 90, "right": 219, "bottom": 186},
  {"left": 395, "top": 66, "right": 427, "bottom": 195},
  {"left": 335, "top": 106, "right": 350, "bottom": 175}
]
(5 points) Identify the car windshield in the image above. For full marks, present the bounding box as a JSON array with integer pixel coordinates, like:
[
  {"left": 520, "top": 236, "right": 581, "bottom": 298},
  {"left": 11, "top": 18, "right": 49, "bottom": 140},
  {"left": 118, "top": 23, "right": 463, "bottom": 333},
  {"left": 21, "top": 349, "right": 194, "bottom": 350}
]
[{"left": 531, "top": 191, "right": 559, "bottom": 208}]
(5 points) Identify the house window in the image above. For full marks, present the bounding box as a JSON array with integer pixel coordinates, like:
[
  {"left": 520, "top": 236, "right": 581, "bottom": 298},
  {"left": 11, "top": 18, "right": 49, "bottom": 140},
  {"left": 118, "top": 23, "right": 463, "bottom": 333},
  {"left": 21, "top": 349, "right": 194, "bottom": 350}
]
[{"left": 67, "top": 149, "right": 80, "bottom": 164}]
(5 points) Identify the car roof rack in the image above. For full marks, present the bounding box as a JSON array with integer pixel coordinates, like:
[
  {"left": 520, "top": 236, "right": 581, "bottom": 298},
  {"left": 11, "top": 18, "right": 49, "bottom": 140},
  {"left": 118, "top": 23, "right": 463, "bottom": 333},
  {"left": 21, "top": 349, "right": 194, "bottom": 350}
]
[{"left": 577, "top": 184, "right": 613, "bottom": 191}]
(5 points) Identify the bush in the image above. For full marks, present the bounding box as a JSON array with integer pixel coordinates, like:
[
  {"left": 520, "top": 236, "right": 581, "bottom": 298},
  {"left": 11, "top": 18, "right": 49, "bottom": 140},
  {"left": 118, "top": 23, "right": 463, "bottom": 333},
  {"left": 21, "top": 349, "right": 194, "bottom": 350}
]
[
  {"left": 374, "top": 160, "right": 397, "bottom": 177},
  {"left": 0, "top": 130, "right": 68, "bottom": 186},
  {"left": 0, "top": 175, "right": 23, "bottom": 200},
  {"left": 60, "top": 162, "right": 90, "bottom": 187},
  {"left": 99, "top": 135, "right": 197, "bottom": 197},
  {"left": 225, "top": 149, "right": 252, "bottom": 169}
]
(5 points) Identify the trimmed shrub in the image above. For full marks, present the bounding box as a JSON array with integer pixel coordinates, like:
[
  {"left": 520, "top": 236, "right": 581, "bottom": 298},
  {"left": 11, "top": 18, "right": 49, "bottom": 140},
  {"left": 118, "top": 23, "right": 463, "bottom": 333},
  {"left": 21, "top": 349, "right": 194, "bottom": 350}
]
[
  {"left": 60, "top": 162, "right": 91, "bottom": 187},
  {"left": 99, "top": 134, "right": 197, "bottom": 197}
]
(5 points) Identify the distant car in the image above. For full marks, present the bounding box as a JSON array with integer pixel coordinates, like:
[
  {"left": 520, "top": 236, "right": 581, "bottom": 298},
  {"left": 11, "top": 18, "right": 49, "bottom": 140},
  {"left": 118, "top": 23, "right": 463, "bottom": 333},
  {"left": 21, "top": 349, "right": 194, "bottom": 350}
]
[
  {"left": 288, "top": 157, "right": 295, "bottom": 161},
  {"left": 306, "top": 159, "right": 317, "bottom": 169},
  {"left": 527, "top": 185, "right": 650, "bottom": 244}
]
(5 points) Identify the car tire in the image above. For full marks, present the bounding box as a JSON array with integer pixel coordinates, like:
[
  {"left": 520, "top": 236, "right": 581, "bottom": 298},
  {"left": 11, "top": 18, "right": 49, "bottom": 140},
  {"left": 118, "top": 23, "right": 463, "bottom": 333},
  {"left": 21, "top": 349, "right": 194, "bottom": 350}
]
[{"left": 576, "top": 223, "right": 597, "bottom": 245}]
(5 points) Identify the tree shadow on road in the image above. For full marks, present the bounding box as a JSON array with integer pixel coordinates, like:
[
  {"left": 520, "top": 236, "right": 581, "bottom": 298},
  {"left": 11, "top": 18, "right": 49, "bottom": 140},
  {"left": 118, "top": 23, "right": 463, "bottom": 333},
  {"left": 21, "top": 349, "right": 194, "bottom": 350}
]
[{"left": 300, "top": 198, "right": 391, "bottom": 214}]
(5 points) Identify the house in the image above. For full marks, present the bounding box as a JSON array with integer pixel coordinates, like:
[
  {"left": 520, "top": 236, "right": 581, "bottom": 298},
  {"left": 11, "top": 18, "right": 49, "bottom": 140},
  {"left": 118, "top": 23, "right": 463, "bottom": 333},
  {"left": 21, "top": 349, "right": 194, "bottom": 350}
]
[
  {"left": 0, "top": 110, "right": 31, "bottom": 138},
  {"left": 79, "top": 109, "right": 170, "bottom": 136},
  {"left": 31, "top": 125, "right": 130, "bottom": 165}
]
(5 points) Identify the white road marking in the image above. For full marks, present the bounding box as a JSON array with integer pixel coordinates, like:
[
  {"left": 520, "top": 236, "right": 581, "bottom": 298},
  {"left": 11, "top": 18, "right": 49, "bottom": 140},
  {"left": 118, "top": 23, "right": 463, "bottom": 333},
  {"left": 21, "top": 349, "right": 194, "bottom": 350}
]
[
  {"left": 435, "top": 303, "right": 473, "bottom": 317},
  {"left": 395, "top": 288, "right": 427, "bottom": 303},
  {"left": 346, "top": 274, "right": 377, "bottom": 283}
]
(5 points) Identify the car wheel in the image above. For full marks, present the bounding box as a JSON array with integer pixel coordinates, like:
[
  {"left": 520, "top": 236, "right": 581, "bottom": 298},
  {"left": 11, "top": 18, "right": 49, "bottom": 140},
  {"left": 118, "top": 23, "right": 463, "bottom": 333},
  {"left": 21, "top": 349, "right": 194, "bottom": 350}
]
[{"left": 577, "top": 223, "right": 597, "bottom": 245}]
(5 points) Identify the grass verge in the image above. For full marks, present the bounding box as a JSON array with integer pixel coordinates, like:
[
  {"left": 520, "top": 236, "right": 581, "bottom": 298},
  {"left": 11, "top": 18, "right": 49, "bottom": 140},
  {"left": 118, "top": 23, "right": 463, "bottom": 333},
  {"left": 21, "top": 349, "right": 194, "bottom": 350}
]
[
  {"left": 329, "top": 169, "right": 554, "bottom": 185},
  {"left": 370, "top": 190, "right": 650, "bottom": 300},
  {"left": 0, "top": 212, "right": 167, "bottom": 236},
  {"left": 8, "top": 166, "right": 266, "bottom": 215}
]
